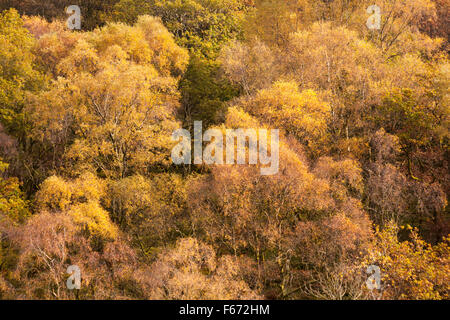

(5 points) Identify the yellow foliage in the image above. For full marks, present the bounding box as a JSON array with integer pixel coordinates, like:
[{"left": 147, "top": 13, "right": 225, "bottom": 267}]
[
  {"left": 36, "top": 175, "right": 72, "bottom": 212},
  {"left": 234, "top": 81, "right": 330, "bottom": 155},
  {"left": 135, "top": 15, "right": 190, "bottom": 76},
  {"left": 36, "top": 173, "right": 117, "bottom": 240},
  {"left": 27, "top": 15, "right": 189, "bottom": 179},
  {"left": 225, "top": 106, "right": 260, "bottom": 129},
  {"left": 68, "top": 201, "right": 118, "bottom": 240},
  {"left": 366, "top": 221, "right": 449, "bottom": 300},
  {"left": 0, "top": 160, "right": 30, "bottom": 224},
  {"left": 71, "top": 172, "right": 106, "bottom": 203}
]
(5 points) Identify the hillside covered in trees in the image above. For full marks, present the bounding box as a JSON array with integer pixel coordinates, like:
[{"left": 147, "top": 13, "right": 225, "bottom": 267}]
[{"left": 0, "top": 0, "right": 448, "bottom": 300}]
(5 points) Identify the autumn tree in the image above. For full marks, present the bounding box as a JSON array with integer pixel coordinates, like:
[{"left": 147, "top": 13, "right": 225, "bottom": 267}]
[
  {"left": 113, "top": 0, "right": 247, "bottom": 56},
  {"left": 0, "top": 159, "right": 29, "bottom": 224},
  {"left": 365, "top": 222, "right": 449, "bottom": 299},
  {"left": 36, "top": 172, "right": 118, "bottom": 240},
  {"left": 3, "top": 211, "right": 156, "bottom": 299},
  {"left": 0, "top": 158, "right": 29, "bottom": 299},
  {"left": 146, "top": 237, "right": 261, "bottom": 299},
  {"left": 0, "top": 9, "right": 42, "bottom": 140},
  {"left": 113, "top": 0, "right": 249, "bottom": 127},
  {"left": 187, "top": 107, "right": 373, "bottom": 298},
  {"left": 230, "top": 81, "right": 331, "bottom": 157},
  {"left": 105, "top": 173, "right": 190, "bottom": 257},
  {"left": 26, "top": 16, "right": 189, "bottom": 179}
]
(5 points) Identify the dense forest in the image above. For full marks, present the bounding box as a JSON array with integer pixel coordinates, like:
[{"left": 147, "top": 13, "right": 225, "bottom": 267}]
[{"left": 0, "top": 0, "right": 448, "bottom": 300}]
